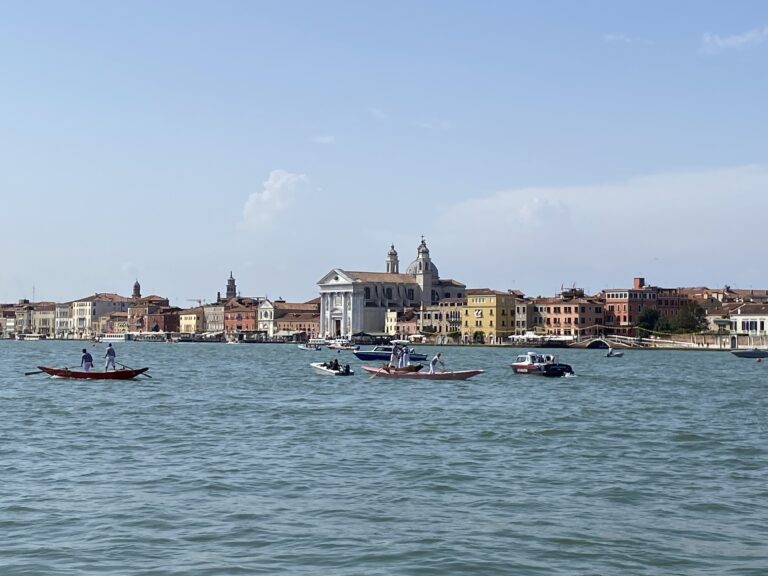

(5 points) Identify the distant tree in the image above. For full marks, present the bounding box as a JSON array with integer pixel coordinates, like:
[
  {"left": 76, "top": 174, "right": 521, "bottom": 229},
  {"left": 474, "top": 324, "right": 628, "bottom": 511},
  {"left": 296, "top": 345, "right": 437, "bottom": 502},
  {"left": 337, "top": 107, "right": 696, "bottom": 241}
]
[
  {"left": 636, "top": 308, "right": 660, "bottom": 333},
  {"left": 654, "top": 315, "right": 672, "bottom": 333},
  {"left": 670, "top": 301, "right": 708, "bottom": 333}
]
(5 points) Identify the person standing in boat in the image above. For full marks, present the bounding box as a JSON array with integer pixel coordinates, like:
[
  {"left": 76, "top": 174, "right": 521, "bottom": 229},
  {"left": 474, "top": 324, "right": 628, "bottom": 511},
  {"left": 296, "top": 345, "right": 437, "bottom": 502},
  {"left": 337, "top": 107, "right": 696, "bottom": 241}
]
[
  {"left": 81, "top": 348, "right": 94, "bottom": 372},
  {"left": 104, "top": 343, "right": 116, "bottom": 371},
  {"left": 400, "top": 346, "right": 411, "bottom": 368},
  {"left": 429, "top": 352, "right": 445, "bottom": 374}
]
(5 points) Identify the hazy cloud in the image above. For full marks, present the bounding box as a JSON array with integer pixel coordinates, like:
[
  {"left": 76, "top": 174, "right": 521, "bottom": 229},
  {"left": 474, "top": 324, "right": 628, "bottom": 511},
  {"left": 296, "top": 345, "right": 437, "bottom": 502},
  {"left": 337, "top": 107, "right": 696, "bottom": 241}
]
[
  {"left": 702, "top": 26, "right": 768, "bottom": 53},
  {"left": 369, "top": 107, "right": 389, "bottom": 121},
  {"left": 434, "top": 165, "right": 768, "bottom": 294},
  {"left": 239, "top": 169, "right": 309, "bottom": 230},
  {"left": 603, "top": 33, "right": 632, "bottom": 44},
  {"left": 311, "top": 135, "right": 335, "bottom": 145}
]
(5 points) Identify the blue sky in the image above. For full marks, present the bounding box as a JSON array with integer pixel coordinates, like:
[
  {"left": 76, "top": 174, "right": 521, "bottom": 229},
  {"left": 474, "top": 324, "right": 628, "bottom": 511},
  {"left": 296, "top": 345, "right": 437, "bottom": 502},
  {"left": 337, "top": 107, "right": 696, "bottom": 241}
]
[{"left": 1, "top": 1, "right": 767, "bottom": 304}]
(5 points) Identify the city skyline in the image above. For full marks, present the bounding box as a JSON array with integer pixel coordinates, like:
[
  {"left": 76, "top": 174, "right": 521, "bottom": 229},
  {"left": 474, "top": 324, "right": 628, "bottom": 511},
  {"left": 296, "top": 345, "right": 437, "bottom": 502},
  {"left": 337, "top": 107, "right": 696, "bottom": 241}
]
[{"left": 2, "top": 1, "right": 767, "bottom": 303}]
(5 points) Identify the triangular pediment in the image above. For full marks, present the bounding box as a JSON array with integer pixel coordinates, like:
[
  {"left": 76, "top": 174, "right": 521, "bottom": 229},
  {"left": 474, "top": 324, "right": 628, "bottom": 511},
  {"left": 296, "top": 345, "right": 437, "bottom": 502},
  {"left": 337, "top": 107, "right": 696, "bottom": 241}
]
[{"left": 317, "top": 268, "right": 355, "bottom": 286}]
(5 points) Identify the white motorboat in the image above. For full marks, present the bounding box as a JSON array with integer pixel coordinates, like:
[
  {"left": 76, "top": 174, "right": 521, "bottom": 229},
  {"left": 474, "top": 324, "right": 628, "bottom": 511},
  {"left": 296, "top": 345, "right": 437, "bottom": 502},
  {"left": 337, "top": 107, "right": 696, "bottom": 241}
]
[
  {"left": 606, "top": 348, "right": 624, "bottom": 358},
  {"left": 298, "top": 343, "right": 322, "bottom": 351},
  {"left": 310, "top": 361, "right": 354, "bottom": 376},
  {"left": 511, "top": 351, "right": 574, "bottom": 377}
]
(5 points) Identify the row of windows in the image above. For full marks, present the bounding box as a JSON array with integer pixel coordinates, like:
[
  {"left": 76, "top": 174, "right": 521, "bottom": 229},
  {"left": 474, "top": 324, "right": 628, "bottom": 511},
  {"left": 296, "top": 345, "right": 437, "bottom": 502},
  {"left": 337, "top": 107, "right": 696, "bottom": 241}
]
[{"left": 606, "top": 292, "right": 657, "bottom": 300}]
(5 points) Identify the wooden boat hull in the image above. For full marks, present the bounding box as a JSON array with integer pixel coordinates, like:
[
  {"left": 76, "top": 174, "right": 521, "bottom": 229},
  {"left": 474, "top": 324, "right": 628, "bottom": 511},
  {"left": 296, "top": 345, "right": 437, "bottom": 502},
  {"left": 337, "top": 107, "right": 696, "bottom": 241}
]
[
  {"left": 362, "top": 366, "right": 484, "bottom": 380},
  {"left": 37, "top": 366, "right": 149, "bottom": 380}
]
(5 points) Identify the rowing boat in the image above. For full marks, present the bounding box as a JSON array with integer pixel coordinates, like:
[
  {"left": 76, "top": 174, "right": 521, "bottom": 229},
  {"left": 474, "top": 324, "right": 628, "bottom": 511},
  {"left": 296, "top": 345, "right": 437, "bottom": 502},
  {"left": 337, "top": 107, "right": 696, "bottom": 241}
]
[
  {"left": 36, "top": 366, "right": 150, "bottom": 380},
  {"left": 361, "top": 366, "right": 484, "bottom": 380}
]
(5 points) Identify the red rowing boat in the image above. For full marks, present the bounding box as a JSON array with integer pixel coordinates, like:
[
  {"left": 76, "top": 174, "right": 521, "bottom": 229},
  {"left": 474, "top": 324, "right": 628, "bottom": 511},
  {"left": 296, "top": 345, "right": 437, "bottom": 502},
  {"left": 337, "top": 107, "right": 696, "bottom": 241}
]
[{"left": 36, "top": 366, "right": 150, "bottom": 380}]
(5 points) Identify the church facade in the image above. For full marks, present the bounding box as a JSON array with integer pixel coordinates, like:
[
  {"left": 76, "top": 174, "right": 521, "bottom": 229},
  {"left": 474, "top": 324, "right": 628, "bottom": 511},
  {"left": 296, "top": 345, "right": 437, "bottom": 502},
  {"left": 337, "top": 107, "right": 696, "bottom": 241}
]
[{"left": 317, "top": 239, "right": 465, "bottom": 338}]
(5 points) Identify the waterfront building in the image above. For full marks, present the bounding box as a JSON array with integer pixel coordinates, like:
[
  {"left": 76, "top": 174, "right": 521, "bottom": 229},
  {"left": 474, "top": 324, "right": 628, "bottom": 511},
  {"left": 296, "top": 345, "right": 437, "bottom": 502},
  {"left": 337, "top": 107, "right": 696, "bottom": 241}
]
[
  {"left": 31, "top": 302, "right": 56, "bottom": 337},
  {"left": 127, "top": 295, "right": 171, "bottom": 333},
  {"left": 203, "top": 302, "right": 225, "bottom": 333},
  {"left": 415, "top": 297, "right": 466, "bottom": 343},
  {"left": 1, "top": 304, "right": 17, "bottom": 338},
  {"left": 461, "top": 289, "right": 517, "bottom": 344},
  {"left": 602, "top": 277, "right": 689, "bottom": 334},
  {"left": 179, "top": 307, "right": 205, "bottom": 334},
  {"left": 275, "top": 311, "right": 321, "bottom": 340},
  {"left": 223, "top": 298, "right": 260, "bottom": 334},
  {"left": 317, "top": 239, "right": 465, "bottom": 338},
  {"left": 55, "top": 302, "right": 74, "bottom": 339},
  {"left": 258, "top": 298, "right": 320, "bottom": 339},
  {"left": 531, "top": 288, "right": 604, "bottom": 338},
  {"left": 728, "top": 303, "right": 768, "bottom": 336},
  {"left": 73, "top": 293, "right": 133, "bottom": 339},
  {"left": 96, "top": 311, "right": 129, "bottom": 335}
]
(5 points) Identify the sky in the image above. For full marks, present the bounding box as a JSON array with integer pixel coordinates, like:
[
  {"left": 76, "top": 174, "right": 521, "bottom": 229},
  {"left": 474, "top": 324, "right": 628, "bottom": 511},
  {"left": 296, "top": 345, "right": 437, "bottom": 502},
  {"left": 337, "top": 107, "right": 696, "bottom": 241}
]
[{"left": 1, "top": 1, "right": 767, "bottom": 305}]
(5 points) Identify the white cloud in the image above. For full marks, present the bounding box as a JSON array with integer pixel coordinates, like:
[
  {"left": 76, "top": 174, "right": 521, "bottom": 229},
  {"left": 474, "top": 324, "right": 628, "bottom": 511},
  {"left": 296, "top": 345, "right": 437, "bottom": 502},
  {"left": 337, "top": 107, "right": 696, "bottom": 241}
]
[
  {"left": 416, "top": 119, "right": 454, "bottom": 131},
  {"left": 239, "top": 169, "right": 309, "bottom": 231},
  {"left": 311, "top": 135, "right": 335, "bottom": 145},
  {"left": 603, "top": 33, "right": 632, "bottom": 44},
  {"left": 702, "top": 26, "right": 768, "bottom": 53},
  {"left": 369, "top": 107, "right": 389, "bottom": 121},
  {"left": 434, "top": 165, "right": 768, "bottom": 294}
]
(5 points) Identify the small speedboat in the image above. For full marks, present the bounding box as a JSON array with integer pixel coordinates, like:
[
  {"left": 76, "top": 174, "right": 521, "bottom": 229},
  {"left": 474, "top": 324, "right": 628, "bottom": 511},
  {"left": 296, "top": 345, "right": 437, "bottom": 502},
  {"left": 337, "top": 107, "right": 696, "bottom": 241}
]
[
  {"left": 731, "top": 348, "right": 768, "bottom": 359},
  {"left": 297, "top": 343, "right": 322, "bottom": 351},
  {"left": 326, "top": 338, "right": 359, "bottom": 351},
  {"left": 361, "top": 366, "right": 484, "bottom": 380},
  {"left": 310, "top": 362, "right": 354, "bottom": 376},
  {"left": 511, "top": 352, "right": 574, "bottom": 377},
  {"left": 34, "top": 366, "right": 150, "bottom": 380},
  {"left": 606, "top": 348, "right": 624, "bottom": 358}
]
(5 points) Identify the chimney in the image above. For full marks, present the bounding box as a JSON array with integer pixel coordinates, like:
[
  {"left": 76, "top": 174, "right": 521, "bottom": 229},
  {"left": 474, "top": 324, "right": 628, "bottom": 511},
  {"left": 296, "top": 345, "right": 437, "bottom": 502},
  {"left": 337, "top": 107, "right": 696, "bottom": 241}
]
[{"left": 633, "top": 277, "right": 646, "bottom": 289}]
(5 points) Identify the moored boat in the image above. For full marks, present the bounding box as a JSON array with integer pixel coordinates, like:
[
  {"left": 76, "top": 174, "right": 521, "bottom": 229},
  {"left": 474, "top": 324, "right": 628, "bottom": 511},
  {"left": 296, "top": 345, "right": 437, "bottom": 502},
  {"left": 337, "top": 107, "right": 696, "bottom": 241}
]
[
  {"left": 511, "top": 352, "right": 574, "bottom": 377},
  {"left": 353, "top": 342, "right": 427, "bottom": 362},
  {"left": 310, "top": 362, "right": 354, "bottom": 376},
  {"left": 36, "top": 366, "right": 150, "bottom": 380},
  {"left": 361, "top": 366, "right": 484, "bottom": 380}
]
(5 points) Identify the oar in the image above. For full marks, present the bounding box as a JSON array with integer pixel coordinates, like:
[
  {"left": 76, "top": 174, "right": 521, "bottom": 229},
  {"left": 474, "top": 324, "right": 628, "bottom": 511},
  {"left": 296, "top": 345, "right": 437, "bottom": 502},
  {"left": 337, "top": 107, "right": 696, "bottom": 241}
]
[
  {"left": 369, "top": 362, "right": 389, "bottom": 380},
  {"left": 24, "top": 366, "right": 79, "bottom": 376},
  {"left": 117, "top": 362, "right": 153, "bottom": 378}
]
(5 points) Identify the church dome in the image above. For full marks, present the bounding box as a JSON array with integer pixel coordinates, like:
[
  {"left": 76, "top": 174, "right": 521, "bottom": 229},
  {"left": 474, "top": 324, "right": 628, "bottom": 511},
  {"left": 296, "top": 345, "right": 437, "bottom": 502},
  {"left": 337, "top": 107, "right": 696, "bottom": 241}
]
[{"left": 405, "top": 259, "right": 439, "bottom": 276}]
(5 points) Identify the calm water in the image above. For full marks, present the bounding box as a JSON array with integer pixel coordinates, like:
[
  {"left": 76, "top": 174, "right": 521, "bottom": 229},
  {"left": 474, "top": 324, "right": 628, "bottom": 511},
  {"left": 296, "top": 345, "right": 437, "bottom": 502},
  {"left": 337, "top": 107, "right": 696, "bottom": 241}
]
[{"left": 1, "top": 341, "right": 766, "bottom": 575}]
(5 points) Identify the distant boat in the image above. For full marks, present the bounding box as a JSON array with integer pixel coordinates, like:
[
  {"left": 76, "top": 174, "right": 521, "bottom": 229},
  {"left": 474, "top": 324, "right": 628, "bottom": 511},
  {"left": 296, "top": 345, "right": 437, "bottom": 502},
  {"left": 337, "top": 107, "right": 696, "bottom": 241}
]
[
  {"left": 35, "top": 366, "right": 150, "bottom": 380},
  {"left": 606, "top": 348, "right": 624, "bottom": 358},
  {"left": 362, "top": 366, "right": 484, "bottom": 380},
  {"left": 354, "top": 342, "right": 427, "bottom": 362},
  {"left": 310, "top": 362, "right": 354, "bottom": 376},
  {"left": 731, "top": 349, "right": 768, "bottom": 359},
  {"left": 326, "top": 338, "right": 359, "bottom": 351},
  {"left": 298, "top": 343, "right": 322, "bottom": 351},
  {"left": 511, "top": 351, "right": 574, "bottom": 377}
]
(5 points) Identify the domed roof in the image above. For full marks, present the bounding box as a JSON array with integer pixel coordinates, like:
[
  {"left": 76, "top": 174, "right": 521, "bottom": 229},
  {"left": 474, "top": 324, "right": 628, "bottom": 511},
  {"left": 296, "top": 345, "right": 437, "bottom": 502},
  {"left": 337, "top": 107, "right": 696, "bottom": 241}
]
[
  {"left": 417, "top": 238, "right": 429, "bottom": 254},
  {"left": 405, "top": 260, "right": 439, "bottom": 276}
]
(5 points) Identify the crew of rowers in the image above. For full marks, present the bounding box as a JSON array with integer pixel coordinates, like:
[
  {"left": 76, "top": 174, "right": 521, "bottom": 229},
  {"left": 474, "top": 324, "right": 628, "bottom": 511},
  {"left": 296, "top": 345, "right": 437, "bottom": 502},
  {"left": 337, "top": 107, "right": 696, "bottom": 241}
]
[{"left": 388, "top": 343, "right": 412, "bottom": 368}]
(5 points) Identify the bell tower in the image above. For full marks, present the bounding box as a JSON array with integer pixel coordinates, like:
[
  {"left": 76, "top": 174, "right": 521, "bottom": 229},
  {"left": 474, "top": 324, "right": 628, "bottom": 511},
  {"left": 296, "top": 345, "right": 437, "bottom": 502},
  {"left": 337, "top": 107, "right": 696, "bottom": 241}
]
[
  {"left": 386, "top": 244, "right": 399, "bottom": 274},
  {"left": 415, "top": 237, "right": 433, "bottom": 306},
  {"left": 226, "top": 272, "right": 237, "bottom": 300},
  {"left": 132, "top": 279, "right": 141, "bottom": 300}
]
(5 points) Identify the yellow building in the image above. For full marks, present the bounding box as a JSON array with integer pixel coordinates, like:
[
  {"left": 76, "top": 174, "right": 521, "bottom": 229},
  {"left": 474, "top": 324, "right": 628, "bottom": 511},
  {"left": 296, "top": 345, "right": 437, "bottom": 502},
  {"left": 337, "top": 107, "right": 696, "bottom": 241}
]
[
  {"left": 179, "top": 307, "right": 205, "bottom": 334},
  {"left": 462, "top": 289, "right": 517, "bottom": 344}
]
